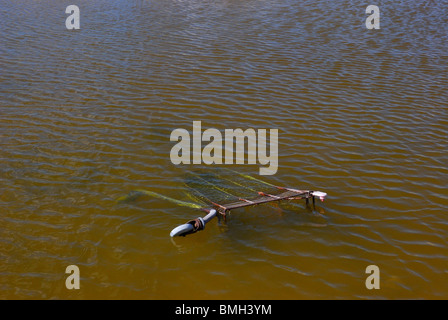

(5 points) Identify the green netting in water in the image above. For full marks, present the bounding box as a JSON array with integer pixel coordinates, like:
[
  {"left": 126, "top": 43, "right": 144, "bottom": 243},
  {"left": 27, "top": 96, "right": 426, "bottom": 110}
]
[
  {"left": 183, "top": 169, "right": 283, "bottom": 207},
  {"left": 117, "top": 168, "right": 299, "bottom": 211}
]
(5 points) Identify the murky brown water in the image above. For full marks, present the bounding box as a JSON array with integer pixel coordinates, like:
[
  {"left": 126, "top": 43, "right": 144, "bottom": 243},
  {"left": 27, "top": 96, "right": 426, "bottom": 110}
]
[{"left": 1, "top": 0, "right": 447, "bottom": 299}]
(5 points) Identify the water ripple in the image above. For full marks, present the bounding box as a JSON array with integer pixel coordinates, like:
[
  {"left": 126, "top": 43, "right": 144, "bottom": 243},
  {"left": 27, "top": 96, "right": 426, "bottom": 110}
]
[{"left": 1, "top": 0, "right": 447, "bottom": 299}]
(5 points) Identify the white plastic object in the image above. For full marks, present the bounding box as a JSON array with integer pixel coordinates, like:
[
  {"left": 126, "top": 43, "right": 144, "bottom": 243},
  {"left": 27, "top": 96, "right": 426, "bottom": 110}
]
[
  {"left": 170, "top": 223, "right": 194, "bottom": 237},
  {"left": 170, "top": 209, "right": 218, "bottom": 237},
  {"left": 311, "top": 191, "right": 327, "bottom": 202}
]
